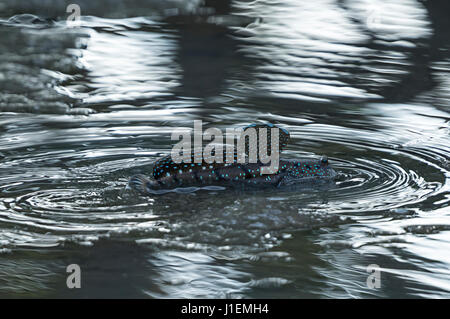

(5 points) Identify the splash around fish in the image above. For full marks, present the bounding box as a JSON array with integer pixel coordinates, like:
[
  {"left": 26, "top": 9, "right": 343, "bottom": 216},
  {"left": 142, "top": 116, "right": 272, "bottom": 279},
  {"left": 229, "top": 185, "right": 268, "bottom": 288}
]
[{"left": 128, "top": 123, "right": 337, "bottom": 195}]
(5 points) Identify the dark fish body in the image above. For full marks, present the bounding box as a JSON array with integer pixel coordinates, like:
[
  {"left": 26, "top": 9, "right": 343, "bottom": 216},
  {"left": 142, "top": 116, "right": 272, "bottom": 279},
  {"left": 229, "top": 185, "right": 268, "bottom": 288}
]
[
  {"left": 128, "top": 123, "right": 337, "bottom": 195},
  {"left": 129, "top": 157, "right": 336, "bottom": 195}
]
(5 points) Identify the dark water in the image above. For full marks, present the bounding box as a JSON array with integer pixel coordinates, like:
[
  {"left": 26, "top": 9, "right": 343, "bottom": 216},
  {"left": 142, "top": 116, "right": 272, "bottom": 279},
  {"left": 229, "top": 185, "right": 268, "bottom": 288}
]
[{"left": 0, "top": 0, "right": 449, "bottom": 298}]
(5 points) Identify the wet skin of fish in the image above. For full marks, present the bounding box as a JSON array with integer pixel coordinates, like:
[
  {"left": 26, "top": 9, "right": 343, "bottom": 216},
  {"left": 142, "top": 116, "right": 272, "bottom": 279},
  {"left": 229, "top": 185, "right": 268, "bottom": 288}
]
[
  {"left": 128, "top": 123, "right": 336, "bottom": 195},
  {"left": 129, "top": 156, "right": 336, "bottom": 195}
]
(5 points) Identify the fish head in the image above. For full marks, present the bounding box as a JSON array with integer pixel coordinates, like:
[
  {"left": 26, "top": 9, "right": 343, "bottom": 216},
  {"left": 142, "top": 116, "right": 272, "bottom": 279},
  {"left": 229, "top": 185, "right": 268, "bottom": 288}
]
[{"left": 278, "top": 156, "right": 336, "bottom": 186}]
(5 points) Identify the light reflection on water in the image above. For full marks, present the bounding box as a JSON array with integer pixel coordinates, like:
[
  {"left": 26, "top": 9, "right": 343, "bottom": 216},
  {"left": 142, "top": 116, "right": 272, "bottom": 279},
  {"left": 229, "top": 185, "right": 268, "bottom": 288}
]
[{"left": 0, "top": 0, "right": 449, "bottom": 298}]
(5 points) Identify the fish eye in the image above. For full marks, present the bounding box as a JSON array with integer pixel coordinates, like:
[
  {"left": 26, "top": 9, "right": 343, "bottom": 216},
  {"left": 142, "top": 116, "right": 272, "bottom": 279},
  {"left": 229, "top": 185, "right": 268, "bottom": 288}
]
[{"left": 321, "top": 156, "right": 328, "bottom": 164}]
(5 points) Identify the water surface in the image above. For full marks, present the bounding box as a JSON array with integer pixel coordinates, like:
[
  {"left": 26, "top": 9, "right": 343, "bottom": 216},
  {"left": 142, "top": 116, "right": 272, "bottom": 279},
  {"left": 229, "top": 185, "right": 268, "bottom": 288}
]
[{"left": 0, "top": 0, "right": 449, "bottom": 298}]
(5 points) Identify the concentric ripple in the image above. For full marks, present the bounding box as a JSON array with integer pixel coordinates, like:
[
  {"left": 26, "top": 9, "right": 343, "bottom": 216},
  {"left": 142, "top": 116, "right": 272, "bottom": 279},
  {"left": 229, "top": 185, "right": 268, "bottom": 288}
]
[
  {"left": 290, "top": 121, "right": 449, "bottom": 215},
  {"left": 1, "top": 117, "right": 448, "bottom": 254}
]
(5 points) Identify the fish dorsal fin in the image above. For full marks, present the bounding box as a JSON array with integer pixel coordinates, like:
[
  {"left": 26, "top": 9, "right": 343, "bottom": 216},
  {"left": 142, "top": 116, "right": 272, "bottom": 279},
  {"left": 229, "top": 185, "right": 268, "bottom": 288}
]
[{"left": 240, "top": 123, "right": 290, "bottom": 156}]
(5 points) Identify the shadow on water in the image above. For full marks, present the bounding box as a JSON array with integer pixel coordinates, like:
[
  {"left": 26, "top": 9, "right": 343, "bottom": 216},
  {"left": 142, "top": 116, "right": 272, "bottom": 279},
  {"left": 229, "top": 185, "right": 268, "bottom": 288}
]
[
  {"left": 166, "top": 0, "right": 241, "bottom": 98},
  {"left": 378, "top": 0, "right": 450, "bottom": 102}
]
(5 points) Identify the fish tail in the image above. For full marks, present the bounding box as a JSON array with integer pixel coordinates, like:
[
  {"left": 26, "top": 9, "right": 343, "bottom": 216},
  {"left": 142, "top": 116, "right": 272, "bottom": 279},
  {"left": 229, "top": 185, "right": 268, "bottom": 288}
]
[{"left": 128, "top": 174, "right": 154, "bottom": 194}]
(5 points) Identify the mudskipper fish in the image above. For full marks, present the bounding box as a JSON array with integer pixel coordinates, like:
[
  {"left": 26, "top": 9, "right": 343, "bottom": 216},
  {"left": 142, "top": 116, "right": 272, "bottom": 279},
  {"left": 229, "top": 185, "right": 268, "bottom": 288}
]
[{"left": 128, "top": 124, "right": 336, "bottom": 195}]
